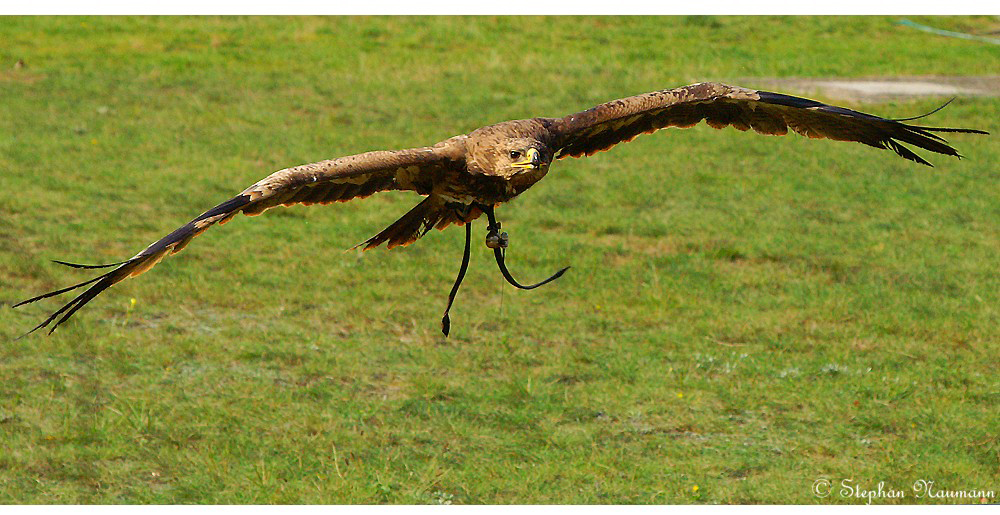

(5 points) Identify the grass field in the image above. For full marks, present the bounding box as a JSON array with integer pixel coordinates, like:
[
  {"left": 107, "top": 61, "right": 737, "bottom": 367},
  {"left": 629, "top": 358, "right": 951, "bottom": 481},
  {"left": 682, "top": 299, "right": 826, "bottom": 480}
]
[{"left": 1, "top": 16, "right": 998, "bottom": 504}]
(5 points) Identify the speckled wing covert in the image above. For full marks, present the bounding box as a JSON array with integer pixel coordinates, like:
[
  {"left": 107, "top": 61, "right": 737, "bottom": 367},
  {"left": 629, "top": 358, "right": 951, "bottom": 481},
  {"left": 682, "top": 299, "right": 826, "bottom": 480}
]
[
  {"left": 550, "top": 82, "right": 986, "bottom": 165},
  {"left": 14, "top": 142, "right": 466, "bottom": 335}
]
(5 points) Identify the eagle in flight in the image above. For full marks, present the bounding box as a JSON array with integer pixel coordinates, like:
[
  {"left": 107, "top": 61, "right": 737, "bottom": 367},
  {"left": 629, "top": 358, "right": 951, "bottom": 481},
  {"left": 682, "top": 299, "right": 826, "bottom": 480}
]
[{"left": 15, "top": 82, "right": 987, "bottom": 336}]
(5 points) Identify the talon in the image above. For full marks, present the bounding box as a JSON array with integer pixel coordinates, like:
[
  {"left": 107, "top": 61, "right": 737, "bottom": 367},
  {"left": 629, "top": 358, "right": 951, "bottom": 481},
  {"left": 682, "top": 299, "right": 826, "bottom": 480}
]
[{"left": 498, "top": 231, "right": 509, "bottom": 249}]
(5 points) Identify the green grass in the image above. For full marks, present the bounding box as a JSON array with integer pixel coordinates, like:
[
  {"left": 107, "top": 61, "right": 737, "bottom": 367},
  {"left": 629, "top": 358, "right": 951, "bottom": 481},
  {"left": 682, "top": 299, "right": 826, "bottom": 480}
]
[{"left": 1, "top": 16, "right": 998, "bottom": 504}]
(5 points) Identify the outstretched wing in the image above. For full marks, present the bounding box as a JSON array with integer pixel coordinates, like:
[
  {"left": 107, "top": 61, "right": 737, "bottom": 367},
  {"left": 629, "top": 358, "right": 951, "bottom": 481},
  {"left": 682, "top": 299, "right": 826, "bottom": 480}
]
[
  {"left": 14, "top": 138, "right": 467, "bottom": 335},
  {"left": 550, "top": 82, "right": 987, "bottom": 166}
]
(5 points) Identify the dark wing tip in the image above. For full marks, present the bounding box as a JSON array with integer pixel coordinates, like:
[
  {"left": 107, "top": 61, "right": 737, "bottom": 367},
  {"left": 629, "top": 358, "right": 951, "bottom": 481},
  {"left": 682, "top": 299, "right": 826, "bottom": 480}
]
[
  {"left": 15, "top": 193, "right": 254, "bottom": 337},
  {"left": 13, "top": 262, "right": 131, "bottom": 336},
  {"left": 51, "top": 259, "right": 129, "bottom": 269},
  {"left": 12, "top": 272, "right": 109, "bottom": 308},
  {"left": 756, "top": 90, "right": 986, "bottom": 165},
  {"left": 888, "top": 98, "right": 954, "bottom": 122},
  {"left": 910, "top": 126, "right": 989, "bottom": 136}
]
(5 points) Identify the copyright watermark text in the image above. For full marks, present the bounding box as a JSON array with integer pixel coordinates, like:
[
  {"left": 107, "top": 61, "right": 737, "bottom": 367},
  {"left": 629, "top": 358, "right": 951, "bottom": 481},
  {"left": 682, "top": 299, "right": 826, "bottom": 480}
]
[{"left": 812, "top": 478, "right": 995, "bottom": 504}]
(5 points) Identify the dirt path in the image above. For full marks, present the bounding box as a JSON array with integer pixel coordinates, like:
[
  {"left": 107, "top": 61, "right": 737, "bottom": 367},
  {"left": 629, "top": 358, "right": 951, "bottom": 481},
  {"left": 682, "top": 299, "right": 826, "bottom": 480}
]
[{"left": 748, "top": 76, "right": 999, "bottom": 103}]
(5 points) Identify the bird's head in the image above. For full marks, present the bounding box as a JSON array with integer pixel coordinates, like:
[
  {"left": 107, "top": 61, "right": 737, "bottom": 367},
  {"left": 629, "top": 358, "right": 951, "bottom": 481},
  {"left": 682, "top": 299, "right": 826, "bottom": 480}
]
[
  {"left": 497, "top": 138, "right": 550, "bottom": 179},
  {"left": 466, "top": 121, "right": 554, "bottom": 181}
]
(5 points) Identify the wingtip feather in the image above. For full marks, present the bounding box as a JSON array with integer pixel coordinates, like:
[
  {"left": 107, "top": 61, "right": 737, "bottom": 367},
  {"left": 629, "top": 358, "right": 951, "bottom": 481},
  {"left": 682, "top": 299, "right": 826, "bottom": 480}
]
[{"left": 51, "top": 259, "right": 129, "bottom": 269}]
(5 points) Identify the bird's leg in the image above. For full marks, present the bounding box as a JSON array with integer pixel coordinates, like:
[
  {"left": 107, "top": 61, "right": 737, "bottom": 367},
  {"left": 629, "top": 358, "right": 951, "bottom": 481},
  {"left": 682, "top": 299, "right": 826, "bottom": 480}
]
[
  {"left": 441, "top": 206, "right": 474, "bottom": 337},
  {"left": 479, "top": 204, "right": 570, "bottom": 290}
]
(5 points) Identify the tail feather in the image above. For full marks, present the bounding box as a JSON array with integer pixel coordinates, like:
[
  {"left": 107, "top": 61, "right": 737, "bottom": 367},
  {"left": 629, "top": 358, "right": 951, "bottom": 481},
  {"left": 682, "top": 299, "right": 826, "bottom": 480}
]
[
  {"left": 355, "top": 196, "right": 441, "bottom": 251},
  {"left": 355, "top": 196, "right": 483, "bottom": 251}
]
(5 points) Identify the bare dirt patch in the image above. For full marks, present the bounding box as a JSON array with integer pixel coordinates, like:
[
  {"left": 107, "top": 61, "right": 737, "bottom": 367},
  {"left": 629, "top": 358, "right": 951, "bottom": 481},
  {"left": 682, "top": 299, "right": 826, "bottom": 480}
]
[{"left": 747, "top": 76, "right": 999, "bottom": 103}]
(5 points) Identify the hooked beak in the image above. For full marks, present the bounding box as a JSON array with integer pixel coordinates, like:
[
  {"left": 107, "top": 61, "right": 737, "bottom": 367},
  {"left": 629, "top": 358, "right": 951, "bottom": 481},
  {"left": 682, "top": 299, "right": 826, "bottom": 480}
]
[{"left": 511, "top": 148, "right": 542, "bottom": 169}]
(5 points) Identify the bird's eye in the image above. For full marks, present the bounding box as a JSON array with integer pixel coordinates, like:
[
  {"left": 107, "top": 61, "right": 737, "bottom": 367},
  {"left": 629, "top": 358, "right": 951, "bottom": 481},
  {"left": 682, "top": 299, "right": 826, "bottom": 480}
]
[{"left": 509, "top": 150, "right": 521, "bottom": 160}]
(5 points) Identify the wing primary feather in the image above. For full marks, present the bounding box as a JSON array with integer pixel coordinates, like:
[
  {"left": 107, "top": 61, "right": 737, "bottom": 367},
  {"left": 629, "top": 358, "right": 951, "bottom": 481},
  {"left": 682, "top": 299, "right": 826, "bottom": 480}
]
[
  {"left": 51, "top": 259, "right": 129, "bottom": 269},
  {"left": 758, "top": 92, "right": 883, "bottom": 121},
  {"left": 44, "top": 276, "right": 119, "bottom": 335},
  {"left": 888, "top": 98, "right": 954, "bottom": 122},
  {"left": 13, "top": 266, "right": 125, "bottom": 337},
  {"left": 887, "top": 140, "right": 932, "bottom": 166},
  {"left": 907, "top": 125, "right": 988, "bottom": 135},
  {"left": 16, "top": 194, "right": 254, "bottom": 335},
  {"left": 755, "top": 90, "right": 985, "bottom": 164},
  {"left": 197, "top": 195, "right": 253, "bottom": 221},
  {"left": 12, "top": 266, "right": 124, "bottom": 308}
]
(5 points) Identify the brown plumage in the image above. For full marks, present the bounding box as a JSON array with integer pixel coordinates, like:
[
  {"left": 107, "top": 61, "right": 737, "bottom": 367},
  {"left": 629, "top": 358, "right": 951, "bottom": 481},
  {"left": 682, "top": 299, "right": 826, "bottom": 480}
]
[{"left": 15, "top": 82, "right": 987, "bottom": 335}]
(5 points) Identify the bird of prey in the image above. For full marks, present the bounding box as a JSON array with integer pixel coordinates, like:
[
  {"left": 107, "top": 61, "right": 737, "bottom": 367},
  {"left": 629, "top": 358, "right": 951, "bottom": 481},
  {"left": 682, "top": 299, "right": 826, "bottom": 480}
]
[{"left": 15, "top": 82, "right": 987, "bottom": 336}]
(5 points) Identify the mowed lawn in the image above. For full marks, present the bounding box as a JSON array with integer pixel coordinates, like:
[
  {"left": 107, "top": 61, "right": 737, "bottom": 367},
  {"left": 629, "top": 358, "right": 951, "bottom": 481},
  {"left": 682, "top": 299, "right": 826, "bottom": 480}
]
[{"left": 1, "top": 16, "right": 998, "bottom": 503}]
